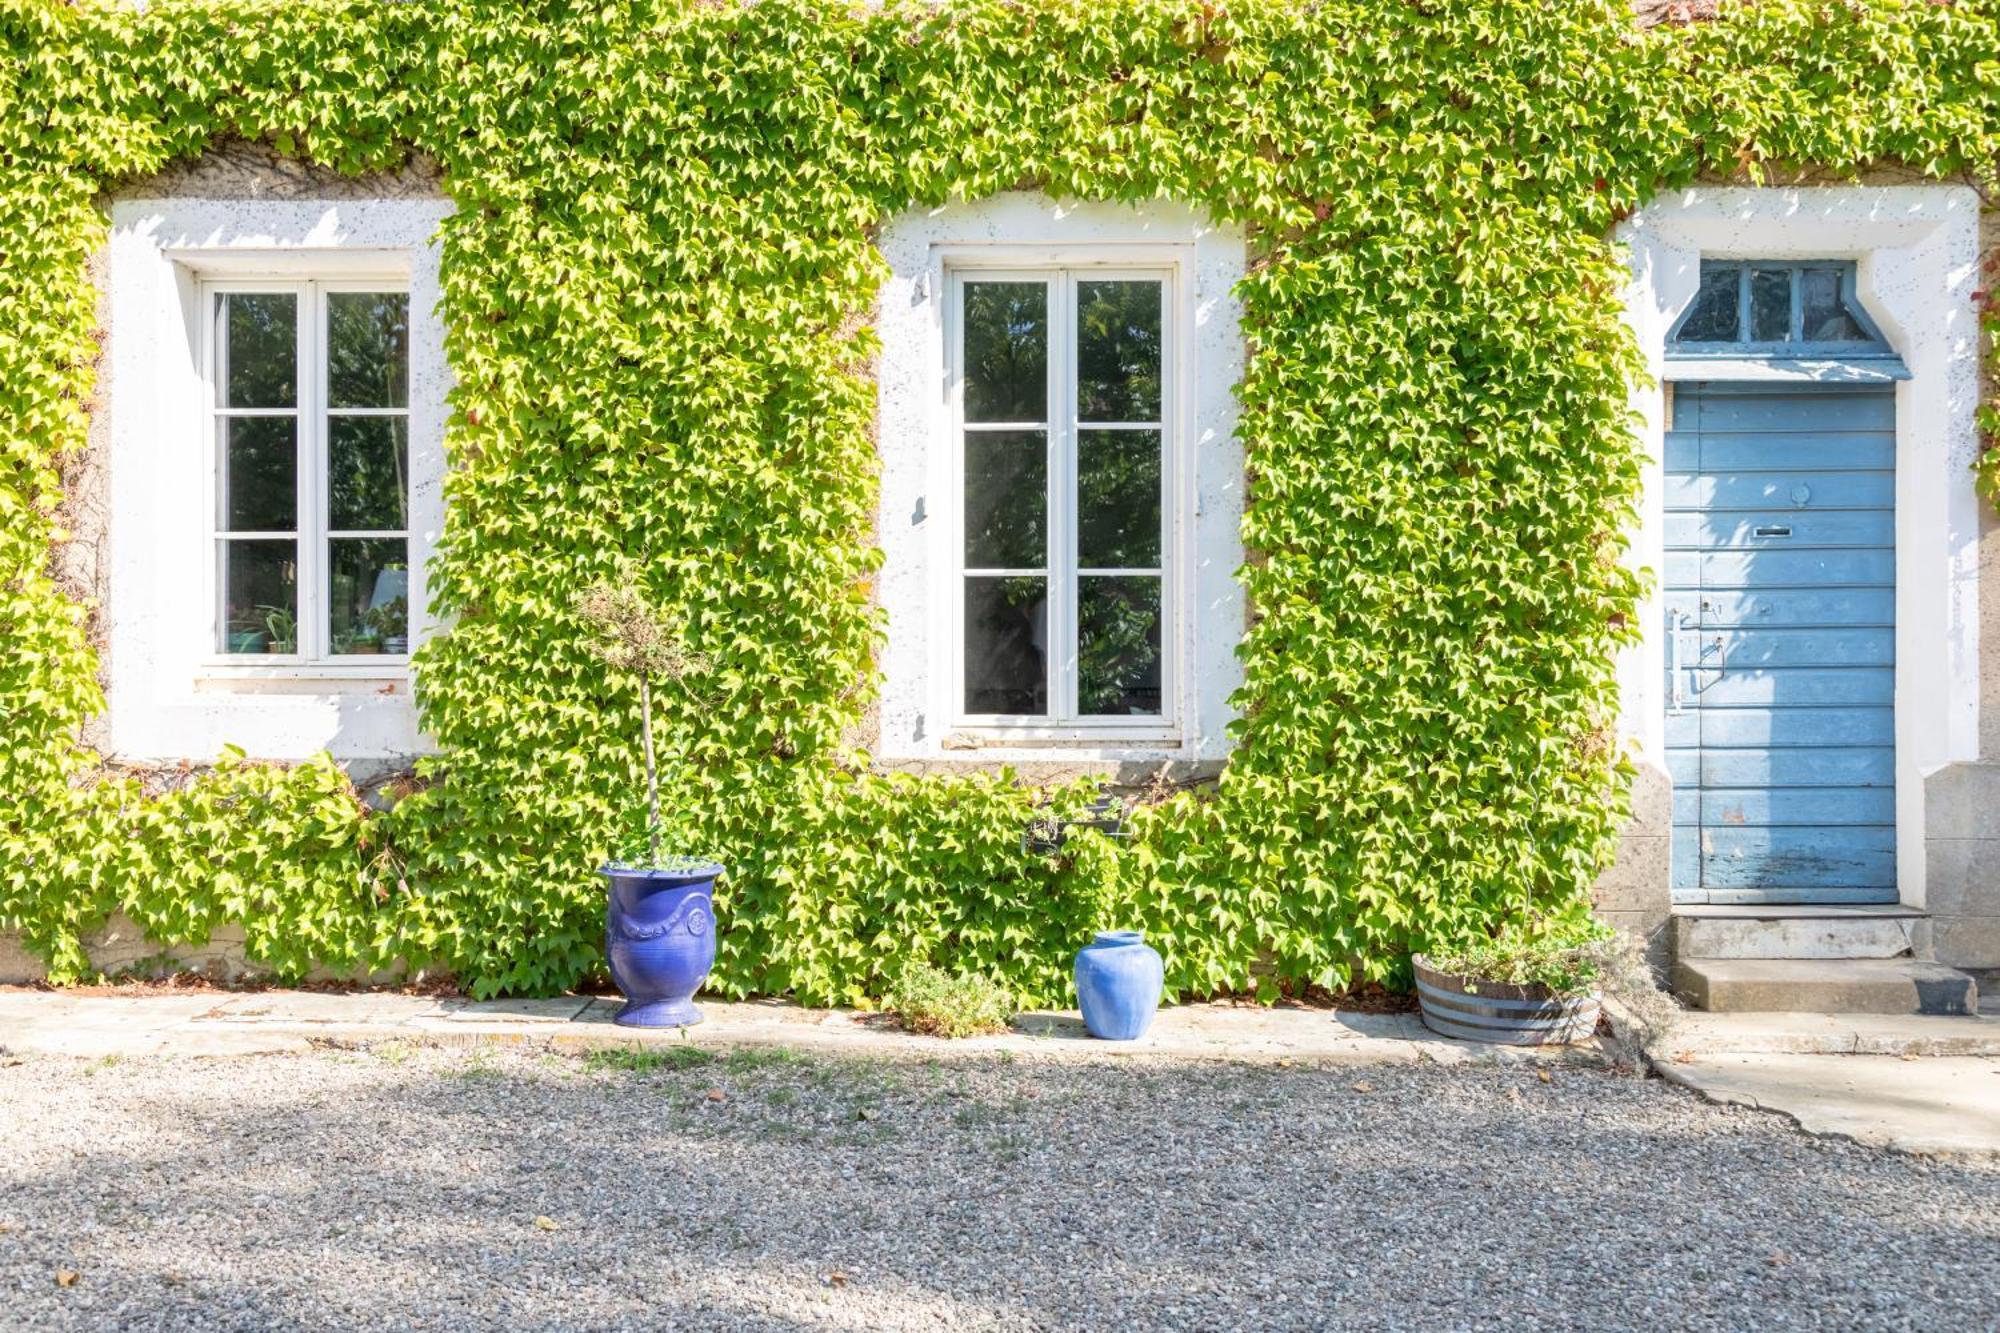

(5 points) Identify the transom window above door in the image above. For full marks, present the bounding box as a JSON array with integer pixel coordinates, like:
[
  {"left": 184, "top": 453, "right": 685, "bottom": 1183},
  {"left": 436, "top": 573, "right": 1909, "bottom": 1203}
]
[
  {"left": 951, "top": 269, "right": 1171, "bottom": 729},
  {"left": 209, "top": 281, "right": 412, "bottom": 662},
  {"left": 1669, "top": 260, "right": 1893, "bottom": 355}
]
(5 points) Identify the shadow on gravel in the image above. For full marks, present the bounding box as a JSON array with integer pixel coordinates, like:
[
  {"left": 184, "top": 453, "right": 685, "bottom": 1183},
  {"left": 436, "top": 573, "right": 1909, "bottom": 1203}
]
[{"left": 2, "top": 1051, "right": 1996, "bottom": 1331}]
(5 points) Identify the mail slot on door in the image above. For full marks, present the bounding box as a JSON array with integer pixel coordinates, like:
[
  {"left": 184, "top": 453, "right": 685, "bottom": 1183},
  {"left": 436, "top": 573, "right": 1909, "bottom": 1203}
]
[{"left": 1754, "top": 525, "right": 1793, "bottom": 538}]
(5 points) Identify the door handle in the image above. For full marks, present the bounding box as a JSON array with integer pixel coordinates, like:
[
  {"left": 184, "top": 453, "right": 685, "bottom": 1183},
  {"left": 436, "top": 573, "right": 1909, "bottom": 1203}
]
[{"left": 1668, "top": 610, "right": 1689, "bottom": 714}]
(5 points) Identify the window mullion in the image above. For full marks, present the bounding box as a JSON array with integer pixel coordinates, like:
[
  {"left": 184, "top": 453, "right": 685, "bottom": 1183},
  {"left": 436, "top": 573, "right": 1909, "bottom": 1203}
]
[
  {"left": 301, "top": 280, "right": 325, "bottom": 661},
  {"left": 205, "top": 285, "right": 221, "bottom": 659},
  {"left": 1159, "top": 268, "right": 1176, "bottom": 729},
  {"left": 1052, "top": 271, "right": 1077, "bottom": 724}
]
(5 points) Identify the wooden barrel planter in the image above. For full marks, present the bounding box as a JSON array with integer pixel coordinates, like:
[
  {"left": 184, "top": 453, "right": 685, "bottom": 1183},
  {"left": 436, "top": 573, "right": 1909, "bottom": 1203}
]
[{"left": 1411, "top": 955, "right": 1601, "bottom": 1046}]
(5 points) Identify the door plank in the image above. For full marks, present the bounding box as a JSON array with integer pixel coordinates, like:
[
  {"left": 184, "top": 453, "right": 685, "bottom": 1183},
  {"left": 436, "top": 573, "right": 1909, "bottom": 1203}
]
[{"left": 1668, "top": 382, "right": 1897, "bottom": 905}]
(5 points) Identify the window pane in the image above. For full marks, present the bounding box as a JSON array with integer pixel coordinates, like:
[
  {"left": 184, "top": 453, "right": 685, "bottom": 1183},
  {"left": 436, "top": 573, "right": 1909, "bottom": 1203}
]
[
  {"left": 329, "top": 538, "right": 410, "bottom": 654},
  {"left": 329, "top": 416, "right": 409, "bottom": 530},
  {"left": 962, "top": 282, "right": 1047, "bottom": 422},
  {"left": 1077, "top": 429, "right": 1161, "bottom": 568},
  {"left": 1675, "top": 266, "right": 1739, "bottom": 343},
  {"left": 220, "top": 416, "right": 296, "bottom": 532},
  {"left": 964, "top": 429, "right": 1045, "bottom": 569},
  {"left": 328, "top": 292, "right": 410, "bottom": 409},
  {"left": 964, "top": 576, "right": 1046, "bottom": 714},
  {"left": 1078, "top": 576, "right": 1162, "bottom": 716},
  {"left": 218, "top": 293, "right": 297, "bottom": 408},
  {"left": 1749, "top": 267, "right": 1791, "bottom": 342},
  {"left": 221, "top": 540, "right": 297, "bottom": 654},
  {"left": 1076, "top": 280, "right": 1163, "bottom": 422},
  {"left": 1801, "top": 269, "right": 1866, "bottom": 342}
]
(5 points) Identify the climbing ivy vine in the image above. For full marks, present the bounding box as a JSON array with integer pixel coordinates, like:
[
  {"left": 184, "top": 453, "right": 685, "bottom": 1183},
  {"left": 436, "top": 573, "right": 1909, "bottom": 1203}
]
[{"left": 3, "top": 0, "right": 1997, "bottom": 1002}]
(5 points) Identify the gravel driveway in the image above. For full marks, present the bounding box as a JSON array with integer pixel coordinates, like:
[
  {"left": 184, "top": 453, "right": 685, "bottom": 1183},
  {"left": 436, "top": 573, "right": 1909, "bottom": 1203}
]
[{"left": 2, "top": 1044, "right": 1995, "bottom": 1331}]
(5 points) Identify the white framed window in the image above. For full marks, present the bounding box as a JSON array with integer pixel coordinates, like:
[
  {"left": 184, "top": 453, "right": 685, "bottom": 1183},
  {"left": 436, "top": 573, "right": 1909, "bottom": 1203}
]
[
  {"left": 206, "top": 280, "right": 413, "bottom": 665},
  {"left": 946, "top": 266, "right": 1175, "bottom": 736},
  {"left": 874, "top": 195, "right": 1245, "bottom": 763},
  {"left": 108, "top": 196, "right": 450, "bottom": 762}
]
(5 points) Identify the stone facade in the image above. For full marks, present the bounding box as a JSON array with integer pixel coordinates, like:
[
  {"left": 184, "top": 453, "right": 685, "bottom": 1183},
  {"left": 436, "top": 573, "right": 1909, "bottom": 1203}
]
[
  {"left": 0, "top": 912, "right": 413, "bottom": 987},
  {"left": 1592, "top": 762, "right": 1673, "bottom": 974},
  {"left": 1922, "top": 763, "right": 2000, "bottom": 973}
]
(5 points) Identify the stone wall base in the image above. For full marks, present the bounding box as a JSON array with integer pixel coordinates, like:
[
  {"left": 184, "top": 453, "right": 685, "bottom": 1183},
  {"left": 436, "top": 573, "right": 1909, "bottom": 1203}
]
[
  {"left": 1924, "top": 761, "right": 2000, "bottom": 971},
  {"left": 0, "top": 914, "right": 410, "bottom": 987},
  {"left": 1592, "top": 762, "right": 1674, "bottom": 976}
]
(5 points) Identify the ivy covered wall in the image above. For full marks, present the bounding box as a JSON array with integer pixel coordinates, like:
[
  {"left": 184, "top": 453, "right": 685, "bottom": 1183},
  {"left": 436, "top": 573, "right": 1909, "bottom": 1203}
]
[{"left": 3, "top": 0, "right": 1997, "bottom": 1001}]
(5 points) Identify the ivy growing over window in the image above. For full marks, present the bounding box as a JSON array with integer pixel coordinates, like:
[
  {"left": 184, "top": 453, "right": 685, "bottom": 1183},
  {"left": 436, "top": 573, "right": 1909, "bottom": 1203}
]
[{"left": 3, "top": 0, "right": 1998, "bottom": 1001}]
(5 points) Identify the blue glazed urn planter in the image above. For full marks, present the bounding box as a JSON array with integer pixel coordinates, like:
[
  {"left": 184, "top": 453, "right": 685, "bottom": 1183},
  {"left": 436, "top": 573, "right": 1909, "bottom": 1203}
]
[
  {"left": 1074, "top": 930, "right": 1164, "bottom": 1041},
  {"left": 601, "top": 860, "right": 723, "bottom": 1027}
]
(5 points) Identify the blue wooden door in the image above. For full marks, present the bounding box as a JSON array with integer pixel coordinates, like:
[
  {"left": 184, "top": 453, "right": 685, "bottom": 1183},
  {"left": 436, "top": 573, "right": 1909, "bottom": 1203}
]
[{"left": 1665, "top": 383, "right": 1897, "bottom": 905}]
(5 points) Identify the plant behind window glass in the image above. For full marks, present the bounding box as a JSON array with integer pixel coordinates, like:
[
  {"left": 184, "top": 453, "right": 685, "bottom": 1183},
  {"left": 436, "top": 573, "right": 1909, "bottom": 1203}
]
[
  {"left": 257, "top": 604, "right": 297, "bottom": 654},
  {"left": 575, "top": 584, "right": 711, "bottom": 867}
]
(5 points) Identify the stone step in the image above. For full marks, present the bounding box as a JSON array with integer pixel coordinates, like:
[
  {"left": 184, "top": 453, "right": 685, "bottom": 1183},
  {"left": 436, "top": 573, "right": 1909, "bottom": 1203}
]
[
  {"left": 1672, "top": 958, "right": 1979, "bottom": 1015},
  {"left": 1673, "top": 906, "right": 1928, "bottom": 961}
]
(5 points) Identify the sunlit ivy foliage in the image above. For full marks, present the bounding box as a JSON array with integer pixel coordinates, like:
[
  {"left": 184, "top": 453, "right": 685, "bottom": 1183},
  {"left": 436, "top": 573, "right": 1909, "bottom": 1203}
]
[{"left": 4, "top": 0, "right": 1999, "bottom": 1001}]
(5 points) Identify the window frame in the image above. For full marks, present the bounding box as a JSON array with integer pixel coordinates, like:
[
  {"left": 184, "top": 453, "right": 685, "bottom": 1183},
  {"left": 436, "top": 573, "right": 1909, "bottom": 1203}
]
[
  {"left": 942, "top": 258, "right": 1182, "bottom": 741},
  {"left": 1666, "top": 260, "right": 1896, "bottom": 359},
  {"left": 200, "top": 275, "right": 414, "bottom": 671}
]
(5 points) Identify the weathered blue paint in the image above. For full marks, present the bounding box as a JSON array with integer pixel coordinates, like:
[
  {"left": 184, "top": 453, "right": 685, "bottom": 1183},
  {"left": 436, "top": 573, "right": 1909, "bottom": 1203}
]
[
  {"left": 1665, "top": 382, "right": 1897, "bottom": 905},
  {"left": 1659, "top": 357, "right": 1909, "bottom": 383}
]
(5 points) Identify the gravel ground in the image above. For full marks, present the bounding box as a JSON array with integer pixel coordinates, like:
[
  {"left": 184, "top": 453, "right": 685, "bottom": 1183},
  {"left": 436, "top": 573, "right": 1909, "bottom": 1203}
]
[{"left": 2, "top": 1044, "right": 1995, "bottom": 1332}]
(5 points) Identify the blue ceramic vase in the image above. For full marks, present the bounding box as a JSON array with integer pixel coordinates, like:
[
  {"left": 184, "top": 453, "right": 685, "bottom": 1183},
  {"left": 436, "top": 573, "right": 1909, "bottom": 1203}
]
[
  {"left": 601, "top": 861, "right": 723, "bottom": 1027},
  {"left": 1074, "top": 929, "right": 1164, "bottom": 1041}
]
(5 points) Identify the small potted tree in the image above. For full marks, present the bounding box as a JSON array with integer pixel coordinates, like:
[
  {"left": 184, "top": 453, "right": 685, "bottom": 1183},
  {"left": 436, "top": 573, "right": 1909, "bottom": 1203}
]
[{"left": 576, "top": 584, "right": 723, "bottom": 1027}]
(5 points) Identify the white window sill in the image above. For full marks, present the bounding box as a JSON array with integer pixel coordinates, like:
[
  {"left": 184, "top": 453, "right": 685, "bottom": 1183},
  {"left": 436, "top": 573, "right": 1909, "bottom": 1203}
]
[
  {"left": 942, "top": 725, "right": 1184, "bottom": 751},
  {"left": 194, "top": 659, "right": 410, "bottom": 690}
]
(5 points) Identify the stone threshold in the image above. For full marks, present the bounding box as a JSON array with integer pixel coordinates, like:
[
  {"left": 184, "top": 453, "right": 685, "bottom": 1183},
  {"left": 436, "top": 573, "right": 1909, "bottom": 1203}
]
[
  {"left": 1640, "top": 1006, "right": 2000, "bottom": 1057},
  {"left": 1672, "top": 903, "right": 1928, "bottom": 918}
]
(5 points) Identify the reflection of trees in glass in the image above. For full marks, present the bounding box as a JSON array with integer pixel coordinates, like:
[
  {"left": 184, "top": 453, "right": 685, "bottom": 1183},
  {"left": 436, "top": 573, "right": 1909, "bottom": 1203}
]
[
  {"left": 327, "top": 294, "right": 409, "bottom": 534},
  {"left": 964, "top": 575, "right": 1047, "bottom": 713},
  {"left": 1078, "top": 576, "right": 1160, "bottom": 715},
  {"left": 963, "top": 430, "right": 1045, "bottom": 568},
  {"left": 963, "top": 283, "right": 1047, "bottom": 421},
  {"left": 222, "top": 417, "right": 296, "bottom": 531},
  {"left": 1749, "top": 268, "right": 1790, "bottom": 342},
  {"left": 1675, "top": 267, "right": 1738, "bottom": 342},
  {"left": 1675, "top": 265, "right": 1877, "bottom": 346},
  {"left": 1801, "top": 270, "right": 1865, "bottom": 341},
  {"left": 327, "top": 293, "right": 409, "bottom": 408},
  {"left": 1076, "top": 281, "right": 1161, "bottom": 422},
  {"left": 1076, "top": 429, "right": 1160, "bottom": 568},
  {"left": 329, "top": 417, "right": 409, "bottom": 530},
  {"left": 221, "top": 293, "right": 296, "bottom": 408}
]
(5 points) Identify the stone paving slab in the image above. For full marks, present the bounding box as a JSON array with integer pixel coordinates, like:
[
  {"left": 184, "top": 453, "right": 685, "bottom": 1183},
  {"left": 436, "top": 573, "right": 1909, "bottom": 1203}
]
[
  {"left": 10, "top": 988, "right": 2000, "bottom": 1158},
  {"left": 1653, "top": 1009, "right": 2000, "bottom": 1057},
  {"left": 433, "top": 996, "right": 596, "bottom": 1023},
  {"left": 190, "top": 991, "right": 450, "bottom": 1025},
  {"left": 549, "top": 996, "right": 1538, "bottom": 1066},
  {"left": 0, "top": 989, "right": 1592, "bottom": 1067},
  {"left": 1658, "top": 1053, "right": 2000, "bottom": 1159}
]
